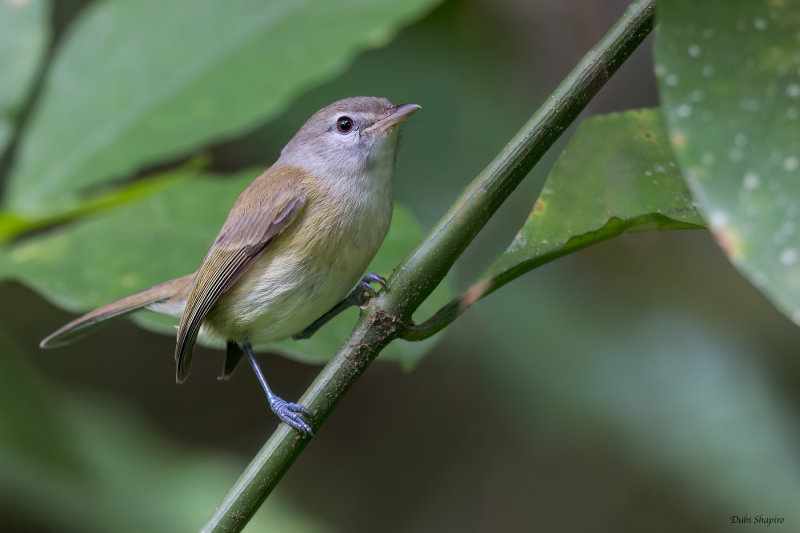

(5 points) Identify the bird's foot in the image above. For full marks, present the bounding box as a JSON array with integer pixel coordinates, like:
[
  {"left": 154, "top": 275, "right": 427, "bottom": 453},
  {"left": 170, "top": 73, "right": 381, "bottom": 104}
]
[
  {"left": 269, "top": 396, "right": 314, "bottom": 437},
  {"left": 354, "top": 273, "right": 387, "bottom": 306},
  {"left": 292, "top": 273, "right": 388, "bottom": 340}
]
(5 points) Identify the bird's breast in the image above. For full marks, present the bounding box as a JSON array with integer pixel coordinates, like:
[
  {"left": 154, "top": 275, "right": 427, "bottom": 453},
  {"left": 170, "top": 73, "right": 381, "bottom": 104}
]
[{"left": 206, "top": 169, "right": 393, "bottom": 344}]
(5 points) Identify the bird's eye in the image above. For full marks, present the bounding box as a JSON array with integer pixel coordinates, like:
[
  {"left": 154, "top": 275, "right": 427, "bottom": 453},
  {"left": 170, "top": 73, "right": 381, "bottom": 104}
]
[{"left": 336, "top": 116, "right": 354, "bottom": 134}]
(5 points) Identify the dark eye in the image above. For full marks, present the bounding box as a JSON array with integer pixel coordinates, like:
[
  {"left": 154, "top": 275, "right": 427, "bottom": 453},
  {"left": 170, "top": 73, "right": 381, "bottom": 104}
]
[{"left": 336, "top": 116, "right": 354, "bottom": 134}]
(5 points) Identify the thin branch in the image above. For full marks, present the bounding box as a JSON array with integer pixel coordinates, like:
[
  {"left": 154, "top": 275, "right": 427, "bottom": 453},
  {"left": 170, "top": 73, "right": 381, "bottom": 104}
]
[
  {"left": 402, "top": 214, "right": 705, "bottom": 342},
  {"left": 202, "top": 1, "right": 656, "bottom": 530},
  {"left": 383, "top": 0, "right": 656, "bottom": 320}
]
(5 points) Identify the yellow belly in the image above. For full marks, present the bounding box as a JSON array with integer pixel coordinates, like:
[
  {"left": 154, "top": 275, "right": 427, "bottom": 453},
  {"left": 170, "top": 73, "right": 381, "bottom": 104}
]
[{"left": 203, "top": 185, "right": 392, "bottom": 344}]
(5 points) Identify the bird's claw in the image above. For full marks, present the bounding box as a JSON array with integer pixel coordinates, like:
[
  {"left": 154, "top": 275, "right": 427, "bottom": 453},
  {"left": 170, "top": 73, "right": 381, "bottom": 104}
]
[
  {"left": 292, "top": 274, "right": 388, "bottom": 340},
  {"left": 270, "top": 397, "right": 314, "bottom": 437},
  {"left": 356, "top": 273, "right": 387, "bottom": 306}
]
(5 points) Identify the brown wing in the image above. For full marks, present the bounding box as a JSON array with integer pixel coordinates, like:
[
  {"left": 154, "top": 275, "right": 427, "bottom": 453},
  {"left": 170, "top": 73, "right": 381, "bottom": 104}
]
[{"left": 175, "top": 167, "right": 306, "bottom": 383}]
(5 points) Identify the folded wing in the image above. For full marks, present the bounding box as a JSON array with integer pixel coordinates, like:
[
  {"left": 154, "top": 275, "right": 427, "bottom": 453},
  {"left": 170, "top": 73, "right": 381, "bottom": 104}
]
[{"left": 175, "top": 168, "right": 306, "bottom": 383}]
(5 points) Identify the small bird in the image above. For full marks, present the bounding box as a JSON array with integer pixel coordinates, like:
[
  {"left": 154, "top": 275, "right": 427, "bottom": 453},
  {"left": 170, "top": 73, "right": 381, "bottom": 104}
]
[{"left": 40, "top": 97, "right": 420, "bottom": 437}]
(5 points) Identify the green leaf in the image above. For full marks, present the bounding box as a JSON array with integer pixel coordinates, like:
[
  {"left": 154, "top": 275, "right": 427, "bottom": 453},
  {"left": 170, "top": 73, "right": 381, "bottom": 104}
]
[
  {"left": 486, "top": 109, "right": 704, "bottom": 281},
  {"left": 0, "top": 327, "right": 329, "bottom": 532},
  {"left": 0, "top": 120, "right": 10, "bottom": 159},
  {"left": 0, "top": 168, "right": 447, "bottom": 368},
  {"left": 0, "top": 157, "right": 204, "bottom": 242},
  {"left": 656, "top": 0, "right": 800, "bottom": 325},
  {"left": 1, "top": 170, "right": 228, "bottom": 313},
  {"left": 3, "top": 0, "right": 439, "bottom": 216},
  {"left": 0, "top": 0, "right": 49, "bottom": 155}
]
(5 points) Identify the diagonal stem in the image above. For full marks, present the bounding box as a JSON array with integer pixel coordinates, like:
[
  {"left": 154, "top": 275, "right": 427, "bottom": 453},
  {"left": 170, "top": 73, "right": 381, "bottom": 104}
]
[
  {"left": 202, "top": 1, "right": 657, "bottom": 531},
  {"left": 384, "top": 0, "right": 656, "bottom": 318},
  {"left": 401, "top": 214, "right": 704, "bottom": 342}
]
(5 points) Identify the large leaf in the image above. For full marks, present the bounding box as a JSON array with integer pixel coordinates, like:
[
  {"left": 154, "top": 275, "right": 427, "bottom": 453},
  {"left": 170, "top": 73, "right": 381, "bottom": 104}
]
[
  {"left": 0, "top": 327, "right": 328, "bottom": 532},
  {"left": 0, "top": 168, "right": 448, "bottom": 368},
  {"left": 656, "top": 0, "right": 800, "bottom": 325},
  {"left": 486, "top": 109, "right": 704, "bottom": 281},
  {"left": 0, "top": 0, "right": 49, "bottom": 155},
  {"left": 259, "top": 0, "right": 531, "bottom": 229},
  {"left": 3, "top": 0, "right": 439, "bottom": 216}
]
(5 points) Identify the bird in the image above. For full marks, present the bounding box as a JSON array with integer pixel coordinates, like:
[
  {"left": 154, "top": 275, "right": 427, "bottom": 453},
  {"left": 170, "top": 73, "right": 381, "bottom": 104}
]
[{"left": 40, "top": 96, "right": 421, "bottom": 437}]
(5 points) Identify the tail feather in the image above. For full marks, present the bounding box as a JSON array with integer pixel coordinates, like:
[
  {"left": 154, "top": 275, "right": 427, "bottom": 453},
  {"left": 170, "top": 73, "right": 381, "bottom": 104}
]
[{"left": 40, "top": 274, "right": 194, "bottom": 348}]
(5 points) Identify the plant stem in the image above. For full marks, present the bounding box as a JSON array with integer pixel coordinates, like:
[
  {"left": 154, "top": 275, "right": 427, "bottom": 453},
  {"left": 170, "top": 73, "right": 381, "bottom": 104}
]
[
  {"left": 203, "top": 309, "right": 400, "bottom": 532},
  {"left": 401, "top": 213, "right": 704, "bottom": 342},
  {"left": 203, "top": 1, "right": 656, "bottom": 530},
  {"left": 385, "top": 0, "right": 656, "bottom": 318}
]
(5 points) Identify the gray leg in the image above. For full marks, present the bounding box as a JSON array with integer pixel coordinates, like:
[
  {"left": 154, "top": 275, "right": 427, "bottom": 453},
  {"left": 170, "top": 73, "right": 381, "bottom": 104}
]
[{"left": 242, "top": 342, "right": 313, "bottom": 437}]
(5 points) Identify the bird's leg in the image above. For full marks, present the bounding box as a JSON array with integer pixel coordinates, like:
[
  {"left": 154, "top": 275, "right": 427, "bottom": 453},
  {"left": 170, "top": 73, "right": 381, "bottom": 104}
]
[
  {"left": 293, "top": 273, "right": 387, "bottom": 340},
  {"left": 242, "top": 342, "right": 313, "bottom": 437}
]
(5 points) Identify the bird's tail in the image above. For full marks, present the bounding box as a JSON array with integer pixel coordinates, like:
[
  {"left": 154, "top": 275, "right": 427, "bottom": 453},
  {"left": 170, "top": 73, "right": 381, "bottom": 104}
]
[{"left": 40, "top": 274, "right": 194, "bottom": 348}]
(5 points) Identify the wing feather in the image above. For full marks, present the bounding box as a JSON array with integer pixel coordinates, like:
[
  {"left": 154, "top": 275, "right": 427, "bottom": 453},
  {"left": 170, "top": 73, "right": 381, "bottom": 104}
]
[
  {"left": 40, "top": 274, "right": 194, "bottom": 348},
  {"left": 175, "top": 168, "right": 306, "bottom": 382}
]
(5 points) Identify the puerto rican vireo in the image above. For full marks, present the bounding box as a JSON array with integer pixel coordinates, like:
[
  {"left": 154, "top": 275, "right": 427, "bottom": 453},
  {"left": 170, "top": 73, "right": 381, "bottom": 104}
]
[{"left": 41, "top": 96, "right": 421, "bottom": 437}]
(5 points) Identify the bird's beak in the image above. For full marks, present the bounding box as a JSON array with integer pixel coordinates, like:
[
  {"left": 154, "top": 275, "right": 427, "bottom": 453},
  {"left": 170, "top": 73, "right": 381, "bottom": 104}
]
[{"left": 363, "top": 103, "right": 421, "bottom": 135}]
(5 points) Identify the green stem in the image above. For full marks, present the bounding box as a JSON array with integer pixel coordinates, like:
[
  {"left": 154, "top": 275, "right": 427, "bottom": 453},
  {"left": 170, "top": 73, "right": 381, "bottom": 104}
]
[
  {"left": 0, "top": 156, "right": 208, "bottom": 243},
  {"left": 401, "top": 214, "right": 704, "bottom": 342},
  {"left": 203, "top": 1, "right": 656, "bottom": 530},
  {"left": 384, "top": 0, "right": 656, "bottom": 319},
  {"left": 203, "top": 309, "right": 401, "bottom": 532}
]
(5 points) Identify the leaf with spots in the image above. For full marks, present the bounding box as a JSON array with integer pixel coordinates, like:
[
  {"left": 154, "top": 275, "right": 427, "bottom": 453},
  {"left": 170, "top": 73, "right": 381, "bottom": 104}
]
[
  {"left": 656, "top": 0, "right": 800, "bottom": 326},
  {"left": 485, "top": 109, "right": 704, "bottom": 286},
  {"left": 0, "top": 168, "right": 448, "bottom": 368}
]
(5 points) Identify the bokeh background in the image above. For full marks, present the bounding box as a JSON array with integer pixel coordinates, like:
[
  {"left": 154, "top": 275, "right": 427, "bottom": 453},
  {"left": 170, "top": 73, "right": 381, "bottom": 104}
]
[{"left": 2, "top": 0, "right": 799, "bottom": 531}]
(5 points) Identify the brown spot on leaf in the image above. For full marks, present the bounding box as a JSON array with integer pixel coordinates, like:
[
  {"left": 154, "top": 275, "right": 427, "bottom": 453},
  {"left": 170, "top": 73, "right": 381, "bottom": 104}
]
[
  {"left": 459, "top": 279, "right": 492, "bottom": 312},
  {"left": 671, "top": 132, "right": 687, "bottom": 149},
  {"left": 712, "top": 227, "right": 744, "bottom": 260}
]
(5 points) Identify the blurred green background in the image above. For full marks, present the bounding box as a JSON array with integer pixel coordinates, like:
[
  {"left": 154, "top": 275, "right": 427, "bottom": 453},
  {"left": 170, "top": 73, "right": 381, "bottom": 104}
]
[{"left": 2, "top": 0, "right": 799, "bottom": 531}]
